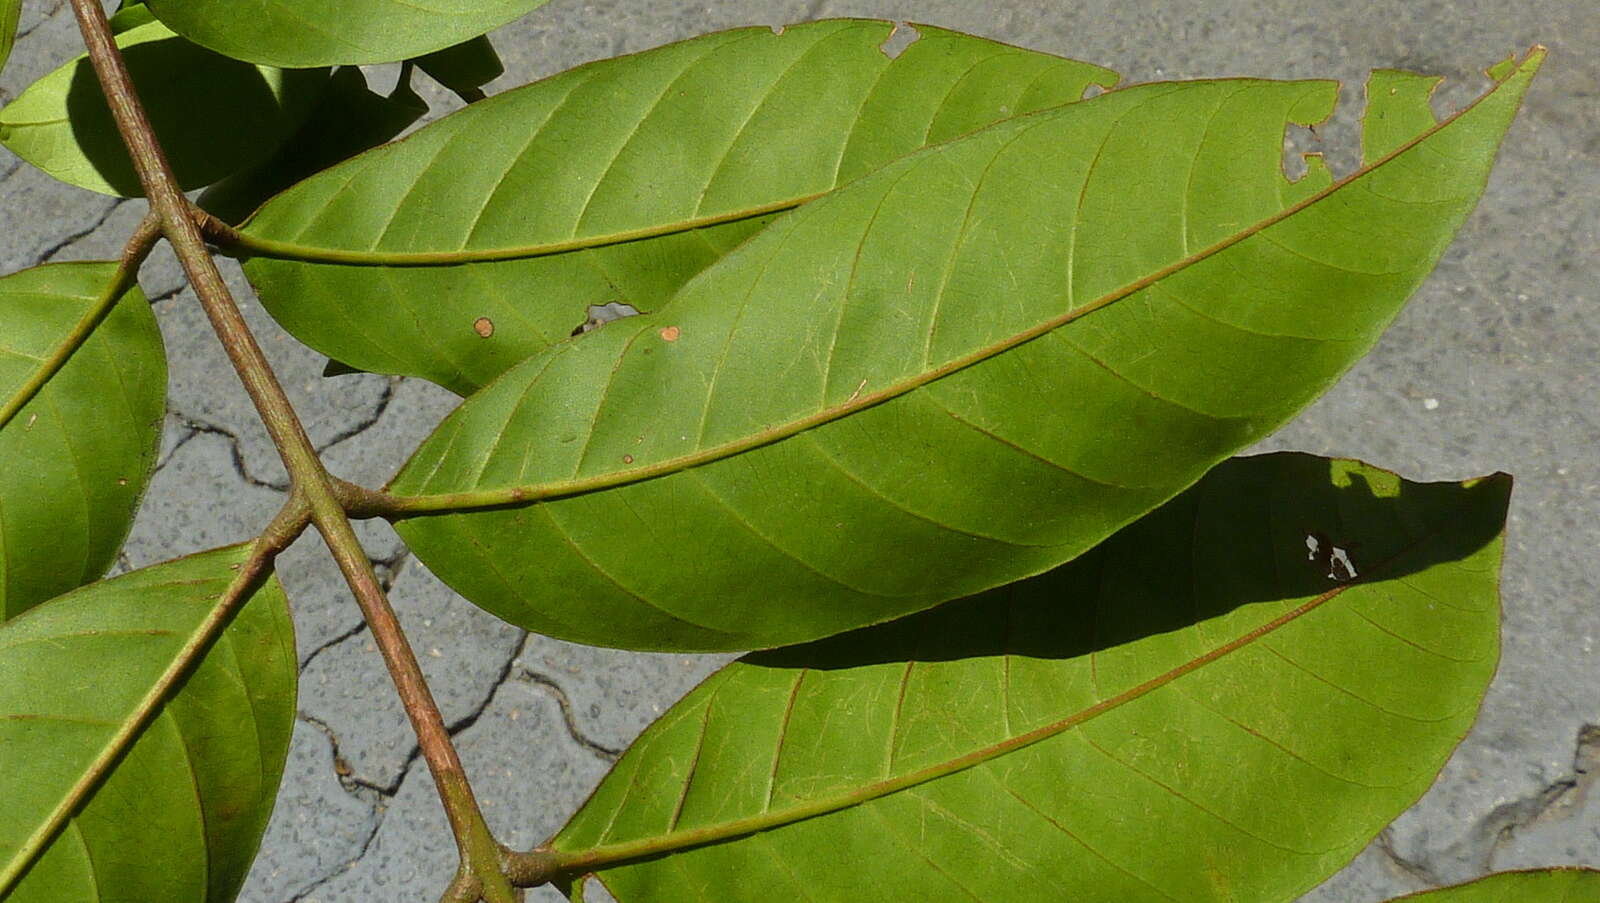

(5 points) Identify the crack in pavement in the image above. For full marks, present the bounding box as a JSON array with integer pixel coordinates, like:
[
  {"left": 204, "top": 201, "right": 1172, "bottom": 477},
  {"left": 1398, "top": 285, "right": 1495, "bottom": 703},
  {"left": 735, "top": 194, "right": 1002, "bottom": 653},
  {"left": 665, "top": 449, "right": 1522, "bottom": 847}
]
[
  {"left": 299, "top": 712, "right": 388, "bottom": 801},
  {"left": 299, "top": 620, "right": 369, "bottom": 673},
  {"left": 283, "top": 630, "right": 624, "bottom": 891},
  {"left": 303, "top": 621, "right": 527, "bottom": 797},
  {"left": 1486, "top": 723, "right": 1600, "bottom": 861},
  {"left": 512, "top": 667, "right": 623, "bottom": 761},
  {"left": 159, "top": 375, "right": 399, "bottom": 495},
  {"left": 145, "top": 283, "right": 187, "bottom": 307},
  {"left": 315, "top": 375, "right": 400, "bottom": 454},
  {"left": 155, "top": 423, "right": 201, "bottom": 471},
  {"left": 1380, "top": 723, "right": 1600, "bottom": 886},
  {"left": 296, "top": 549, "right": 412, "bottom": 671},
  {"left": 1376, "top": 826, "right": 1446, "bottom": 887},
  {"left": 15, "top": 0, "right": 67, "bottom": 41},
  {"left": 33, "top": 197, "right": 128, "bottom": 267},
  {"left": 161, "top": 411, "right": 292, "bottom": 490},
  {"left": 283, "top": 714, "right": 389, "bottom": 903}
]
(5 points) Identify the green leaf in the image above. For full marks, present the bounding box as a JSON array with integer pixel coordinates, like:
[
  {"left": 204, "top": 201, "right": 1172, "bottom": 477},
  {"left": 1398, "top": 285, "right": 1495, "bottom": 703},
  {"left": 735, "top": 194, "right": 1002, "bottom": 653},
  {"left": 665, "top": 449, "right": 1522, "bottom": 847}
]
[
  {"left": 145, "top": 0, "right": 550, "bottom": 67},
  {"left": 0, "top": 0, "right": 21, "bottom": 78},
  {"left": 0, "top": 20, "right": 330, "bottom": 196},
  {"left": 0, "top": 262, "right": 163, "bottom": 622},
  {"left": 106, "top": 2, "right": 157, "bottom": 33},
  {"left": 1383, "top": 870, "right": 1600, "bottom": 901},
  {"left": 415, "top": 34, "right": 504, "bottom": 99},
  {"left": 198, "top": 66, "right": 428, "bottom": 226},
  {"left": 236, "top": 20, "right": 1118, "bottom": 395},
  {"left": 386, "top": 52, "right": 1542, "bottom": 653},
  {"left": 0, "top": 544, "right": 297, "bottom": 902},
  {"left": 542, "top": 453, "right": 1509, "bottom": 902}
]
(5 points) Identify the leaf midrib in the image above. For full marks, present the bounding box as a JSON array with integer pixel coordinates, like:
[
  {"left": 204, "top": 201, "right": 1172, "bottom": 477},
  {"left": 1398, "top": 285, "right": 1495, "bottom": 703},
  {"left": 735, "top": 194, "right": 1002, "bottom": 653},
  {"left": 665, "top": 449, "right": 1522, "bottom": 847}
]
[
  {"left": 233, "top": 192, "right": 826, "bottom": 266},
  {"left": 386, "top": 58, "right": 1531, "bottom": 515}
]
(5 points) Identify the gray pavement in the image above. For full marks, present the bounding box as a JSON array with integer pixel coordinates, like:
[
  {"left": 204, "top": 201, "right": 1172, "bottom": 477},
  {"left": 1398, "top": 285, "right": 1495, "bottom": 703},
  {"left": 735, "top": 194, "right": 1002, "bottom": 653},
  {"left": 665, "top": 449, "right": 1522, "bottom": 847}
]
[{"left": 2, "top": 1, "right": 1596, "bottom": 901}]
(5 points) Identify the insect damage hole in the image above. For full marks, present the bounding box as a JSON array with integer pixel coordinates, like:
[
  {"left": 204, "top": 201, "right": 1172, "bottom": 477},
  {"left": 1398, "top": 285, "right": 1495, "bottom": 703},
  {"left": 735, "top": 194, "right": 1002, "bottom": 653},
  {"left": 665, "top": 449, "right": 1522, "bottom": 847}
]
[
  {"left": 1305, "top": 531, "right": 1359, "bottom": 582},
  {"left": 878, "top": 22, "right": 919, "bottom": 59},
  {"left": 570, "top": 301, "right": 640, "bottom": 336}
]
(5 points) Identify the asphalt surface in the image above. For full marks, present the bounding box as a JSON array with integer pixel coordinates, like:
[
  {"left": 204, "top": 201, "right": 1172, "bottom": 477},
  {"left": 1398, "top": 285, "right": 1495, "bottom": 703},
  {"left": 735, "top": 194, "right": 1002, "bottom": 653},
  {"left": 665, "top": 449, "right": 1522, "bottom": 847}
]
[{"left": 1, "top": 1, "right": 1596, "bottom": 901}]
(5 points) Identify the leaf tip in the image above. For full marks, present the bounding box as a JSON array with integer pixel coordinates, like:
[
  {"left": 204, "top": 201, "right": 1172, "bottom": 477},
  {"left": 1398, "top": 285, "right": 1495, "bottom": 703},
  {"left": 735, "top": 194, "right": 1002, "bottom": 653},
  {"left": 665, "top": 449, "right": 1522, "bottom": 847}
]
[{"left": 1487, "top": 45, "right": 1547, "bottom": 83}]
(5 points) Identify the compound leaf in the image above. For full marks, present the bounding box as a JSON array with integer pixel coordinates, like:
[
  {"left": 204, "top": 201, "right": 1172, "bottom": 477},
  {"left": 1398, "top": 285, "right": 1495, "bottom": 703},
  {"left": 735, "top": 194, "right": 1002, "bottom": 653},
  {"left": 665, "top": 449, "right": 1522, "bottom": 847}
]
[
  {"left": 0, "top": 262, "right": 163, "bottom": 622},
  {"left": 0, "top": 544, "right": 296, "bottom": 902},
  {"left": 237, "top": 20, "right": 1118, "bottom": 395},
  {"left": 145, "top": 0, "right": 549, "bottom": 67},
  {"left": 0, "top": 19, "right": 328, "bottom": 196},
  {"left": 386, "top": 52, "right": 1540, "bottom": 652},
  {"left": 544, "top": 454, "right": 1508, "bottom": 903}
]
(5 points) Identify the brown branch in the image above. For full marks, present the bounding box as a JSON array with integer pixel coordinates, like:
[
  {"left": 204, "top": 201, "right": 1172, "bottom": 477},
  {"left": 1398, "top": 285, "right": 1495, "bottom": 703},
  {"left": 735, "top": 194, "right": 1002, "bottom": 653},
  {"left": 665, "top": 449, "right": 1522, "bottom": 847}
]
[{"left": 65, "top": 2, "right": 515, "bottom": 900}]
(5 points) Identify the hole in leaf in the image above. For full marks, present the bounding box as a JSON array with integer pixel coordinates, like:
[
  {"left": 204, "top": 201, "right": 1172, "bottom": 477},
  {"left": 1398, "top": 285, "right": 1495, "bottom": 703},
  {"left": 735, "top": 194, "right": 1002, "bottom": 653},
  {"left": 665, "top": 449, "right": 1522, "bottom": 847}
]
[
  {"left": 1282, "top": 124, "right": 1320, "bottom": 181},
  {"left": 1081, "top": 82, "right": 1108, "bottom": 100},
  {"left": 1305, "top": 530, "right": 1359, "bottom": 582},
  {"left": 878, "top": 22, "right": 919, "bottom": 59},
  {"left": 360, "top": 61, "right": 405, "bottom": 95},
  {"left": 570, "top": 301, "right": 641, "bottom": 336}
]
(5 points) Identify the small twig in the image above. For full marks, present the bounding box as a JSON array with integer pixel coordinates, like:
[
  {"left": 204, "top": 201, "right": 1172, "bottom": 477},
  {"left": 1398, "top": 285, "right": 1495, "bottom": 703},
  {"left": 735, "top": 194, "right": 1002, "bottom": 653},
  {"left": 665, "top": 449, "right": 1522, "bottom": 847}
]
[
  {"left": 66, "top": 2, "right": 516, "bottom": 899},
  {"left": 194, "top": 205, "right": 245, "bottom": 247}
]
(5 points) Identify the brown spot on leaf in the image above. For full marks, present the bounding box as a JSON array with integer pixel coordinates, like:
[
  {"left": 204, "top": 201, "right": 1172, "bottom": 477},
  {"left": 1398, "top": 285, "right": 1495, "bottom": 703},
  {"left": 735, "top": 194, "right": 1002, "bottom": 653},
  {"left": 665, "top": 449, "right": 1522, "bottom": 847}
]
[
  {"left": 659, "top": 325, "right": 681, "bottom": 342},
  {"left": 473, "top": 317, "right": 494, "bottom": 338},
  {"left": 623, "top": 454, "right": 634, "bottom": 464}
]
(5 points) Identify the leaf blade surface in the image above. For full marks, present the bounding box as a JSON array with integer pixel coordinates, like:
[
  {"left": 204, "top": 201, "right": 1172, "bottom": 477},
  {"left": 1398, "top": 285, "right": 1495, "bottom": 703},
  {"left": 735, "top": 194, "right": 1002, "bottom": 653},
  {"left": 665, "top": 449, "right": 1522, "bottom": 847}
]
[
  {"left": 0, "top": 20, "right": 329, "bottom": 195},
  {"left": 145, "top": 0, "right": 549, "bottom": 67},
  {"left": 389, "top": 53, "right": 1540, "bottom": 652},
  {"left": 0, "top": 0, "right": 20, "bottom": 77},
  {"left": 0, "top": 544, "right": 297, "bottom": 902},
  {"left": 547, "top": 453, "right": 1509, "bottom": 902},
  {"left": 0, "top": 262, "right": 163, "bottom": 621},
  {"left": 238, "top": 20, "right": 1118, "bottom": 395},
  {"left": 1383, "top": 870, "right": 1600, "bottom": 902}
]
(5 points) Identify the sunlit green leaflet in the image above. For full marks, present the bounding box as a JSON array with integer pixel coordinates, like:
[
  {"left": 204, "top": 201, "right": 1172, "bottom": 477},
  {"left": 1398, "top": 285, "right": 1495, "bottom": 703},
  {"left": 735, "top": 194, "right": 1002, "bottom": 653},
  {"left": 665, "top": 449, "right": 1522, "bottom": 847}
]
[
  {"left": 0, "top": 544, "right": 296, "bottom": 901},
  {"left": 146, "top": 0, "right": 548, "bottom": 67},
  {"left": 0, "top": 0, "right": 20, "bottom": 78},
  {"left": 536, "top": 454, "right": 1508, "bottom": 902},
  {"left": 0, "top": 19, "right": 328, "bottom": 196},
  {"left": 0, "top": 262, "right": 162, "bottom": 622},
  {"left": 236, "top": 20, "right": 1119, "bottom": 395},
  {"left": 1386, "top": 870, "right": 1600, "bottom": 902},
  {"left": 382, "top": 54, "right": 1542, "bottom": 652}
]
